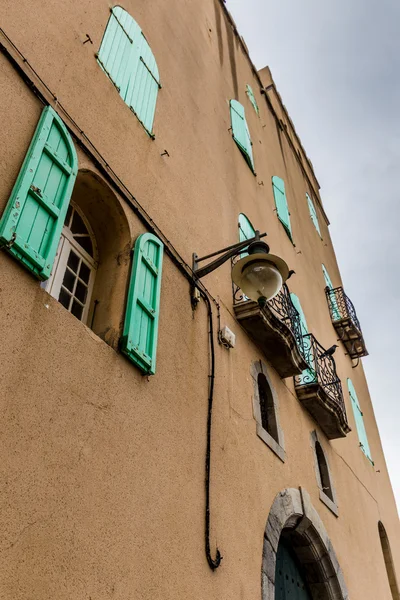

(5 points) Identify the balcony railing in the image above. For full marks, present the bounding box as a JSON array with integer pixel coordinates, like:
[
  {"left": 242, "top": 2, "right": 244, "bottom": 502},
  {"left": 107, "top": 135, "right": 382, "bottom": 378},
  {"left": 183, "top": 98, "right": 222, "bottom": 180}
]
[
  {"left": 233, "top": 275, "right": 308, "bottom": 378},
  {"left": 294, "top": 334, "right": 351, "bottom": 439},
  {"left": 325, "top": 287, "right": 368, "bottom": 359}
]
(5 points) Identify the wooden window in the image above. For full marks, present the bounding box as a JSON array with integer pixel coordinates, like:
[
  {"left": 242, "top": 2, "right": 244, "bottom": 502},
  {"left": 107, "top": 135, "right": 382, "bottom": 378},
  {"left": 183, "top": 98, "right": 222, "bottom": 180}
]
[
  {"left": 230, "top": 100, "right": 255, "bottom": 173},
  {"left": 43, "top": 204, "right": 98, "bottom": 324},
  {"left": 246, "top": 84, "right": 259, "bottom": 115},
  {"left": 272, "top": 176, "right": 292, "bottom": 241},
  {"left": 121, "top": 233, "right": 164, "bottom": 375},
  {"left": 0, "top": 106, "right": 77, "bottom": 280},
  {"left": 347, "top": 378, "right": 373, "bottom": 462},
  {"left": 306, "top": 193, "right": 321, "bottom": 237},
  {"left": 97, "top": 7, "right": 161, "bottom": 137}
]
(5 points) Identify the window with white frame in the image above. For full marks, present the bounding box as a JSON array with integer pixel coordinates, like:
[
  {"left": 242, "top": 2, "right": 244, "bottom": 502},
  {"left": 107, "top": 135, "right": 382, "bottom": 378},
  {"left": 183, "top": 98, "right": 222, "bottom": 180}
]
[{"left": 43, "top": 204, "right": 98, "bottom": 324}]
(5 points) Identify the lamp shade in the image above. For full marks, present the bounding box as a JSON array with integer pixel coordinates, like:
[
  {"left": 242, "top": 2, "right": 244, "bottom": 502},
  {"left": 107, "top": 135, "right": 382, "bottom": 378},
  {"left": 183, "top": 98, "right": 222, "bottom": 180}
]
[{"left": 232, "top": 252, "right": 289, "bottom": 303}]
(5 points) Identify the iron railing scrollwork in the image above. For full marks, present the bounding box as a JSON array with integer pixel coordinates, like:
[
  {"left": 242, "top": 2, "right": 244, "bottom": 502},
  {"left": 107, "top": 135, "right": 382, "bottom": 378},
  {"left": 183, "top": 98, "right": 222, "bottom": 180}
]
[
  {"left": 294, "top": 333, "right": 346, "bottom": 415},
  {"left": 325, "top": 286, "right": 362, "bottom": 332}
]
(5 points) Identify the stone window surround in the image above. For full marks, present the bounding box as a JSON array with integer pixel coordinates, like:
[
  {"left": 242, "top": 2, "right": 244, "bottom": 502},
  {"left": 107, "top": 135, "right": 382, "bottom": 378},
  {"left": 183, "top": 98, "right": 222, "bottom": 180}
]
[
  {"left": 310, "top": 430, "right": 339, "bottom": 517},
  {"left": 262, "top": 487, "right": 349, "bottom": 600},
  {"left": 251, "top": 360, "right": 285, "bottom": 462}
]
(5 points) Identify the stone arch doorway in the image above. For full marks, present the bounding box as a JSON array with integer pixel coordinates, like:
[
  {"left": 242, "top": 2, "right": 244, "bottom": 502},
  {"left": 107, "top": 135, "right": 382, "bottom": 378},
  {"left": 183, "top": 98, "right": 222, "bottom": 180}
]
[{"left": 262, "top": 487, "right": 348, "bottom": 600}]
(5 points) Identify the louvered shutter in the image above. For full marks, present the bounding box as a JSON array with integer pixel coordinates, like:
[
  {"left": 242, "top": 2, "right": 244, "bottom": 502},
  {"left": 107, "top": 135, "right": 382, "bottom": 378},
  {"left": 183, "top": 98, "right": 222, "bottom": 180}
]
[
  {"left": 272, "top": 176, "right": 292, "bottom": 241},
  {"left": 348, "top": 379, "right": 372, "bottom": 462},
  {"left": 246, "top": 84, "right": 259, "bottom": 116},
  {"left": 322, "top": 264, "right": 341, "bottom": 321},
  {"left": 122, "top": 233, "right": 164, "bottom": 375},
  {"left": 0, "top": 106, "right": 78, "bottom": 280},
  {"left": 290, "top": 293, "right": 316, "bottom": 383},
  {"left": 306, "top": 193, "right": 321, "bottom": 237},
  {"left": 97, "top": 8, "right": 160, "bottom": 137},
  {"left": 230, "top": 100, "right": 255, "bottom": 173}
]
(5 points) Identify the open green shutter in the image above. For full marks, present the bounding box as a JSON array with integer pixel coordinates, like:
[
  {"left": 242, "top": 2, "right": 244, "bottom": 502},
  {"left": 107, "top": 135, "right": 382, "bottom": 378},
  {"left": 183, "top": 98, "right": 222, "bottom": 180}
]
[
  {"left": 348, "top": 379, "right": 372, "bottom": 462},
  {"left": 322, "top": 264, "right": 341, "bottom": 321},
  {"left": 122, "top": 233, "right": 164, "bottom": 375},
  {"left": 0, "top": 106, "right": 78, "bottom": 280},
  {"left": 246, "top": 84, "right": 259, "bottom": 115},
  {"left": 306, "top": 193, "right": 321, "bottom": 237},
  {"left": 290, "top": 293, "right": 316, "bottom": 383},
  {"left": 230, "top": 100, "right": 255, "bottom": 173},
  {"left": 238, "top": 213, "right": 256, "bottom": 258},
  {"left": 98, "top": 7, "right": 160, "bottom": 137},
  {"left": 272, "top": 176, "right": 292, "bottom": 241}
]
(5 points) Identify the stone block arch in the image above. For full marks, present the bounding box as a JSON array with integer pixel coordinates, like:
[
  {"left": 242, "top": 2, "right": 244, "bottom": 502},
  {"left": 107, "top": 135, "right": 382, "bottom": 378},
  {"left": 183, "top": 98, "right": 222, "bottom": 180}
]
[{"left": 262, "top": 487, "right": 349, "bottom": 600}]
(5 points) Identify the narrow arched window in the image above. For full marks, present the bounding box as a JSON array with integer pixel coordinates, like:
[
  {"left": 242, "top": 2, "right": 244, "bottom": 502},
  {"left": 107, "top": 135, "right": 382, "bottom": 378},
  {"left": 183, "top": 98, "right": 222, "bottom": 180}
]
[
  {"left": 97, "top": 6, "right": 161, "bottom": 137},
  {"left": 378, "top": 522, "right": 400, "bottom": 600},
  {"left": 257, "top": 373, "right": 279, "bottom": 443},
  {"left": 44, "top": 203, "right": 98, "bottom": 324},
  {"left": 347, "top": 378, "right": 372, "bottom": 463},
  {"left": 315, "top": 441, "right": 333, "bottom": 501},
  {"left": 238, "top": 213, "right": 256, "bottom": 257}
]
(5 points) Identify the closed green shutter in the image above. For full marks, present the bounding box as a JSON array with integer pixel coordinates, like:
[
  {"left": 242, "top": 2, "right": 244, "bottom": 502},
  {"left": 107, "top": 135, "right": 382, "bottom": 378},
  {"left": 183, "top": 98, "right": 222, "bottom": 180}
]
[
  {"left": 121, "top": 233, "right": 164, "bottom": 375},
  {"left": 230, "top": 100, "right": 255, "bottom": 173},
  {"left": 306, "top": 193, "right": 321, "bottom": 237},
  {"left": 322, "top": 264, "right": 341, "bottom": 321},
  {"left": 246, "top": 84, "right": 259, "bottom": 115},
  {"left": 290, "top": 293, "right": 316, "bottom": 383},
  {"left": 97, "top": 7, "right": 160, "bottom": 137},
  {"left": 0, "top": 106, "right": 78, "bottom": 280},
  {"left": 272, "top": 176, "right": 292, "bottom": 241},
  {"left": 348, "top": 379, "right": 372, "bottom": 462}
]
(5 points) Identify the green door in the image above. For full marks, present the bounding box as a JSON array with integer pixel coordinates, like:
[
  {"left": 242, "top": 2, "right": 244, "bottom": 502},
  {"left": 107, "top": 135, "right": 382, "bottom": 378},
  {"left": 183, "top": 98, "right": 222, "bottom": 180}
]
[
  {"left": 322, "top": 264, "right": 341, "bottom": 321},
  {"left": 290, "top": 293, "right": 316, "bottom": 384},
  {"left": 275, "top": 539, "right": 311, "bottom": 600}
]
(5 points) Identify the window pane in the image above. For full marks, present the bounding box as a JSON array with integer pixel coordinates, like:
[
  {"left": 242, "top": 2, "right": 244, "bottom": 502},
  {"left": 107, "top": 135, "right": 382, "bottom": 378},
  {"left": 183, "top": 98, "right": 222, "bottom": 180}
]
[
  {"left": 67, "top": 250, "right": 80, "bottom": 273},
  {"left": 65, "top": 204, "right": 73, "bottom": 228},
  {"left": 71, "top": 210, "right": 88, "bottom": 235},
  {"left": 71, "top": 300, "right": 83, "bottom": 320},
  {"left": 79, "top": 261, "right": 91, "bottom": 284},
  {"left": 76, "top": 235, "right": 93, "bottom": 257},
  {"left": 75, "top": 280, "right": 88, "bottom": 304},
  {"left": 62, "top": 268, "right": 76, "bottom": 293},
  {"left": 59, "top": 287, "right": 71, "bottom": 309}
]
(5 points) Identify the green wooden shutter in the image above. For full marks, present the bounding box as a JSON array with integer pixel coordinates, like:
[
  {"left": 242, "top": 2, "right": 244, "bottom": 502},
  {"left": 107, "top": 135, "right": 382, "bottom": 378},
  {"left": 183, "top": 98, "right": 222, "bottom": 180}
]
[
  {"left": 0, "top": 106, "right": 78, "bottom": 280},
  {"left": 290, "top": 293, "right": 316, "bottom": 383},
  {"left": 348, "top": 379, "right": 372, "bottom": 462},
  {"left": 272, "top": 176, "right": 292, "bottom": 241},
  {"left": 122, "top": 233, "right": 164, "bottom": 375},
  {"left": 238, "top": 213, "right": 256, "bottom": 257},
  {"left": 230, "top": 100, "right": 255, "bottom": 173},
  {"left": 322, "top": 264, "right": 341, "bottom": 321},
  {"left": 306, "top": 193, "right": 321, "bottom": 237},
  {"left": 97, "top": 7, "right": 160, "bottom": 137},
  {"left": 246, "top": 84, "right": 259, "bottom": 115}
]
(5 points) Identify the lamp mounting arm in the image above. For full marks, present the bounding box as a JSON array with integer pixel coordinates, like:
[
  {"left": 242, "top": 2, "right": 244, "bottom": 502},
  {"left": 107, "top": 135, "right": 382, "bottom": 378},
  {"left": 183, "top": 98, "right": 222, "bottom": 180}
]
[{"left": 193, "top": 231, "right": 267, "bottom": 279}]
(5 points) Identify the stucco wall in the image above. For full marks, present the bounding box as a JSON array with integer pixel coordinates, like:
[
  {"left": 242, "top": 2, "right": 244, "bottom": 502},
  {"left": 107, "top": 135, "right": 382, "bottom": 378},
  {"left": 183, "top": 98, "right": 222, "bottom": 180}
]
[{"left": 0, "top": 1, "right": 398, "bottom": 598}]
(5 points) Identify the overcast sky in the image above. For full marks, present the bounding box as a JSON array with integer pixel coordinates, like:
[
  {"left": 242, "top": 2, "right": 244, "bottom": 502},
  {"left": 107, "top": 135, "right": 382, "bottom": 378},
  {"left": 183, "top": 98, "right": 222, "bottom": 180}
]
[{"left": 228, "top": 0, "right": 400, "bottom": 511}]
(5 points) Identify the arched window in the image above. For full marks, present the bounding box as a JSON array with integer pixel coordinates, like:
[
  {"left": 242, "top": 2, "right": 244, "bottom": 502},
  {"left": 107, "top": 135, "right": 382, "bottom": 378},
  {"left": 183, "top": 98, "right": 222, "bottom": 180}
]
[
  {"left": 44, "top": 203, "right": 98, "bottom": 324},
  {"left": 311, "top": 431, "right": 338, "bottom": 515},
  {"left": 378, "top": 521, "right": 400, "bottom": 600},
  {"left": 315, "top": 442, "right": 333, "bottom": 501},
  {"left": 258, "top": 373, "right": 279, "bottom": 443},
  {"left": 347, "top": 378, "right": 372, "bottom": 463},
  {"left": 97, "top": 6, "right": 161, "bottom": 137}
]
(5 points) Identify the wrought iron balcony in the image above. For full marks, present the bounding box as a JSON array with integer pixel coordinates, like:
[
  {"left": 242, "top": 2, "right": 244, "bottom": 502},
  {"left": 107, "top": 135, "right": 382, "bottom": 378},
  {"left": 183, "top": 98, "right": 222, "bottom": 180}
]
[
  {"left": 294, "top": 334, "right": 351, "bottom": 439},
  {"left": 325, "top": 287, "right": 368, "bottom": 359},
  {"left": 233, "top": 279, "right": 309, "bottom": 378}
]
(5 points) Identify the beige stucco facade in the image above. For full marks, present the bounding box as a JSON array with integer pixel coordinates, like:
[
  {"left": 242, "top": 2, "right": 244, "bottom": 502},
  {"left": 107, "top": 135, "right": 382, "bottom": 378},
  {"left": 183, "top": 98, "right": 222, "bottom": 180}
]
[{"left": 0, "top": 1, "right": 398, "bottom": 599}]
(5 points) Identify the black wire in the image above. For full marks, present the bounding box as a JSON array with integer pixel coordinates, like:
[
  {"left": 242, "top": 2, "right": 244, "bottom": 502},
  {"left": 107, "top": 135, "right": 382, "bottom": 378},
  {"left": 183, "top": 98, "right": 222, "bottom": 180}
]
[{"left": 199, "top": 287, "right": 222, "bottom": 570}]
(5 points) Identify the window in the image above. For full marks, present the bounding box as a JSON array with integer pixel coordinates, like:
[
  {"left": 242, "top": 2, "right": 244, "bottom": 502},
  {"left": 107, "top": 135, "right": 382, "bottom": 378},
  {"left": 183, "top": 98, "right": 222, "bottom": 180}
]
[
  {"left": 44, "top": 204, "right": 98, "bottom": 324},
  {"left": 0, "top": 106, "right": 77, "bottom": 280},
  {"left": 306, "top": 193, "right": 321, "bottom": 237},
  {"left": 378, "top": 522, "right": 400, "bottom": 600},
  {"left": 246, "top": 84, "right": 259, "bottom": 115},
  {"left": 251, "top": 361, "right": 284, "bottom": 461},
  {"left": 121, "top": 233, "right": 164, "bottom": 375},
  {"left": 272, "top": 176, "right": 292, "bottom": 242},
  {"left": 322, "top": 264, "right": 341, "bottom": 321},
  {"left": 238, "top": 213, "right": 256, "bottom": 259},
  {"left": 290, "top": 293, "right": 315, "bottom": 384},
  {"left": 230, "top": 100, "right": 255, "bottom": 173},
  {"left": 97, "top": 6, "right": 161, "bottom": 137},
  {"left": 310, "top": 431, "right": 338, "bottom": 516},
  {"left": 347, "top": 378, "right": 373, "bottom": 463}
]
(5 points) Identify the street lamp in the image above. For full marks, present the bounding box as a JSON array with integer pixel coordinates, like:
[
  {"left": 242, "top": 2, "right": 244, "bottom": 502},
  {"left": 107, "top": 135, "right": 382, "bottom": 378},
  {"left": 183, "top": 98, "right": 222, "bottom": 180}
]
[{"left": 192, "top": 231, "right": 289, "bottom": 306}]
